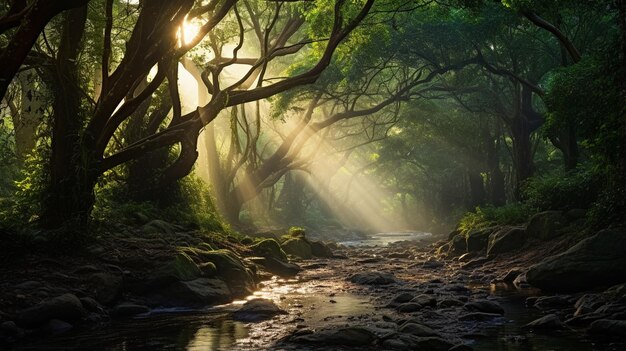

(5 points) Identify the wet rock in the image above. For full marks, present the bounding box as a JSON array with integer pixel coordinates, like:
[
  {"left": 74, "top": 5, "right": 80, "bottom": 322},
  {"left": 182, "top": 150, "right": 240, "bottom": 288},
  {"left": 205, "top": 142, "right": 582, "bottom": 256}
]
[
  {"left": 157, "top": 278, "right": 231, "bottom": 306},
  {"left": 397, "top": 303, "right": 422, "bottom": 313},
  {"left": 310, "top": 241, "right": 333, "bottom": 258},
  {"left": 42, "top": 319, "right": 73, "bottom": 334},
  {"left": 282, "top": 238, "right": 313, "bottom": 259},
  {"left": 17, "top": 293, "right": 86, "bottom": 327},
  {"left": 466, "top": 227, "right": 496, "bottom": 252},
  {"left": 565, "top": 312, "right": 606, "bottom": 326},
  {"left": 459, "top": 312, "right": 503, "bottom": 321},
  {"left": 411, "top": 294, "right": 437, "bottom": 307},
  {"left": 349, "top": 271, "right": 396, "bottom": 285},
  {"left": 533, "top": 295, "right": 572, "bottom": 309},
  {"left": 527, "top": 229, "right": 626, "bottom": 292},
  {"left": 291, "top": 326, "right": 378, "bottom": 346},
  {"left": 250, "top": 239, "right": 288, "bottom": 261},
  {"left": 438, "top": 297, "right": 465, "bottom": 308},
  {"left": 422, "top": 260, "right": 445, "bottom": 269},
  {"left": 524, "top": 314, "right": 562, "bottom": 330},
  {"left": 357, "top": 257, "right": 384, "bottom": 264},
  {"left": 458, "top": 252, "right": 477, "bottom": 262},
  {"left": 574, "top": 294, "right": 605, "bottom": 316},
  {"left": 250, "top": 256, "right": 301, "bottom": 277},
  {"left": 193, "top": 249, "right": 256, "bottom": 296},
  {"left": 513, "top": 273, "right": 530, "bottom": 288},
  {"left": 588, "top": 319, "right": 626, "bottom": 335},
  {"left": 391, "top": 292, "right": 415, "bottom": 304},
  {"left": 233, "top": 298, "right": 286, "bottom": 322},
  {"left": 89, "top": 272, "right": 123, "bottom": 305},
  {"left": 487, "top": 227, "right": 525, "bottom": 256},
  {"left": 494, "top": 268, "right": 523, "bottom": 284},
  {"left": 464, "top": 300, "right": 504, "bottom": 315},
  {"left": 79, "top": 297, "right": 103, "bottom": 313},
  {"left": 399, "top": 322, "right": 438, "bottom": 337},
  {"left": 449, "top": 345, "right": 474, "bottom": 351},
  {"left": 111, "top": 304, "right": 150, "bottom": 318}
]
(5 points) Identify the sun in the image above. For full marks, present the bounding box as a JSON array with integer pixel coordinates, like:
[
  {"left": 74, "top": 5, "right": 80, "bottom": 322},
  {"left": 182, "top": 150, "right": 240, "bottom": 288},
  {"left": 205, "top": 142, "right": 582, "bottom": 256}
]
[{"left": 180, "top": 19, "right": 201, "bottom": 46}]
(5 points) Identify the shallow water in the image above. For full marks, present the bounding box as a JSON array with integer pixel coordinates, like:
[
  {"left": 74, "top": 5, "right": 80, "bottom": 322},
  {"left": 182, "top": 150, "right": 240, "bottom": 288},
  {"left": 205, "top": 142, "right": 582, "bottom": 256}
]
[{"left": 339, "top": 231, "right": 432, "bottom": 247}]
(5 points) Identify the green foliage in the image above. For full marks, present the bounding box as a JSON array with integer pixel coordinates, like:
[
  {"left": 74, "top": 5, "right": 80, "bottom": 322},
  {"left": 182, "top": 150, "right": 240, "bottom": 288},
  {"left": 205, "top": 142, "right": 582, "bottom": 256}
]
[
  {"left": 459, "top": 204, "right": 532, "bottom": 234},
  {"left": 521, "top": 168, "right": 598, "bottom": 211}
]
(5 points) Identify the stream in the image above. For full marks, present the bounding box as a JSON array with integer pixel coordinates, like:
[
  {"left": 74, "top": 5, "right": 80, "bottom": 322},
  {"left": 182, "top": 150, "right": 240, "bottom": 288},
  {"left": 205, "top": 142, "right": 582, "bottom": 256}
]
[{"left": 11, "top": 233, "right": 624, "bottom": 351}]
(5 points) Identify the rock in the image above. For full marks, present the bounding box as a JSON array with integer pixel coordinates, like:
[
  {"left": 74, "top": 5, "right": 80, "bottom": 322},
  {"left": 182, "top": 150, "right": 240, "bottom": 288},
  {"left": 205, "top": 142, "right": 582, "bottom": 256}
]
[
  {"left": 79, "top": 297, "right": 103, "bottom": 313},
  {"left": 466, "top": 227, "right": 496, "bottom": 252},
  {"left": 527, "top": 229, "right": 626, "bottom": 292},
  {"left": 588, "top": 319, "right": 626, "bottom": 335},
  {"left": 449, "top": 345, "right": 474, "bottom": 351},
  {"left": 438, "top": 298, "right": 465, "bottom": 308},
  {"left": 42, "top": 319, "right": 73, "bottom": 334},
  {"left": 465, "top": 300, "right": 504, "bottom": 315},
  {"left": 17, "top": 294, "right": 86, "bottom": 327},
  {"left": 349, "top": 271, "right": 396, "bottom": 285},
  {"left": 513, "top": 273, "right": 529, "bottom": 288},
  {"left": 250, "top": 256, "right": 301, "bottom": 277},
  {"left": 565, "top": 208, "right": 587, "bottom": 221},
  {"left": 310, "top": 241, "right": 333, "bottom": 258},
  {"left": 111, "top": 304, "right": 150, "bottom": 318},
  {"left": 448, "top": 228, "right": 462, "bottom": 240},
  {"left": 525, "top": 211, "right": 567, "bottom": 241},
  {"left": 397, "top": 303, "right": 422, "bottom": 313},
  {"left": 391, "top": 292, "right": 415, "bottom": 304},
  {"left": 292, "top": 326, "right": 377, "bottom": 346},
  {"left": 0, "top": 321, "right": 23, "bottom": 336},
  {"left": 232, "top": 298, "right": 286, "bottom": 322},
  {"left": 524, "top": 314, "right": 562, "bottom": 330},
  {"left": 422, "top": 260, "right": 445, "bottom": 269},
  {"left": 250, "top": 239, "right": 288, "bottom": 261},
  {"left": 89, "top": 272, "right": 123, "bottom": 305},
  {"left": 281, "top": 238, "right": 313, "bottom": 259},
  {"left": 495, "top": 268, "right": 523, "bottom": 284},
  {"left": 192, "top": 249, "right": 256, "bottom": 296},
  {"left": 459, "top": 312, "right": 503, "bottom": 321},
  {"left": 399, "top": 322, "right": 438, "bottom": 336},
  {"left": 449, "top": 234, "right": 467, "bottom": 256},
  {"left": 574, "top": 294, "right": 605, "bottom": 316},
  {"left": 458, "top": 252, "right": 477, "bottom": 262},
  {"left": 487, "top": 227, "right": 525, "bottom": 256},
  {"left": 157, "top": 278, "right": 231, "bottom": 306},
  {"left": 533, "top": 295, "right": 572, "bottom": 309},
  {"left": 411, "top": 294, "right": 437, "bottom": 307},
  {"left": 461, "top": 257, "right": 490, "bottom": 269}
]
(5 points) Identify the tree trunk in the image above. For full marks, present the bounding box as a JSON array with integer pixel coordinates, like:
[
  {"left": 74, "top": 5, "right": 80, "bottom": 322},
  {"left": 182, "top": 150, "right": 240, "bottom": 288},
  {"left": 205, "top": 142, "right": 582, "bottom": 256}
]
[
  {"left": 41, "top": 5, "right": 90, "bottom": 230},
  {"left": 467, "top": 170, "right": 486, "bottom": 208}
]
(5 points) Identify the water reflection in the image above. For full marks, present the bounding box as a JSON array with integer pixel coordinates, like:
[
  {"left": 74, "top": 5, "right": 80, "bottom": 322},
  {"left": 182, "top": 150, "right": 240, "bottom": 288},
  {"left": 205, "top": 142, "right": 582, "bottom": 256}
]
[
  {"left": 187, "top": 320, "right": 248, "bottom": 350},
  {"left": 340, "top": 231, "right": 432, "bottom": 247}
]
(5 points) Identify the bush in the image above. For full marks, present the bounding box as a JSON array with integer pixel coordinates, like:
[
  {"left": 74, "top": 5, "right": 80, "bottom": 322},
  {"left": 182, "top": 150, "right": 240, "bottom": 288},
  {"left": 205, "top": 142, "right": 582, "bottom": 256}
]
[
  {"left": 458, "top": 204, "right": 532, "bottom": 234},
  {"left": 521, "top": 168, "right": 598, "bottom": 211}
]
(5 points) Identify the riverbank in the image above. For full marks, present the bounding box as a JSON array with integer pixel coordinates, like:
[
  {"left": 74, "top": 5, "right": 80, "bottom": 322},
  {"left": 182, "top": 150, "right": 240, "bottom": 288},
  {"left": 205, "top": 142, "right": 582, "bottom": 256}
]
[{"left": 2, "top": 221, "right": 626, "bottom": 350}]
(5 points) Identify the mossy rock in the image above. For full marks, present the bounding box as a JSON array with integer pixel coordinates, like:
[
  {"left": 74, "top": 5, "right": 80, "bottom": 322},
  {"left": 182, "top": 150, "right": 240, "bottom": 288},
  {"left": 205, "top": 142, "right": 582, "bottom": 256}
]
[
  {"left": 288, "top": 226, "right": 306, "bottom": 238},
  {"left": 250, "top": 239, "right": 288, "bottom": 261},
  {"left": 171, "top": 252, "right": 202, "bottom": 281},
  {"left": 282, "top": 238, "right": 313, "bottom": 259},
  {"left": 192, "top": 249, "right": 256, "bottom": 296},
  {"left": 466, "top": 227, "right": 497, "bottom": 253},
  {"left": 310, "top": 241, "right": 333, "bottom": 258}
]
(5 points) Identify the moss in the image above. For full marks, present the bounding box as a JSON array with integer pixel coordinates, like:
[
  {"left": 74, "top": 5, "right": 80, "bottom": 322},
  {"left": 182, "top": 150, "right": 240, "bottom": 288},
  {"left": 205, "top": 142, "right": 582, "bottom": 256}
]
[
  {"left": 172, "top": 252, "right": 201, "bottom": 281},
  {"left": 250, "top": 239, "right": 288, "bottom": 261},
  {"left": 281, "top": 238, "right": 312, "bottom": 259}
]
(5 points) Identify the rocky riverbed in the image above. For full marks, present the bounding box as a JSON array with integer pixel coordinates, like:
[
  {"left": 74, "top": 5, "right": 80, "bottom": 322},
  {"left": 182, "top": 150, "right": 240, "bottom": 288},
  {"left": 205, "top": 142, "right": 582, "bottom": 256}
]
[{"left": 3, "top": 227, "right": 626, "bottom": 350}]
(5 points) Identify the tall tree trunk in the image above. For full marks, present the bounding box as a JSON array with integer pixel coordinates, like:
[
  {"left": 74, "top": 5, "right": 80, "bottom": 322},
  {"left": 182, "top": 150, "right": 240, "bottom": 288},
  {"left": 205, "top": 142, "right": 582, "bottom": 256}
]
[
  {"left": 42, "top": 5, "right": 90, "bottom": 230},
  {"left": 467, "top": 170, "right": 486, "bottom": 208},
  {"left": 510, "top": 112, "right": 533, "bottom": 199}
]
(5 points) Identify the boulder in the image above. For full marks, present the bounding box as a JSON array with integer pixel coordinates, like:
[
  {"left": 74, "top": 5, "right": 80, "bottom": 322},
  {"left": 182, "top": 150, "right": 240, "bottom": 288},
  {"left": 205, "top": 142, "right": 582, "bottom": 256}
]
[
  {"left": 17, "top": 293, "right": 86, "bottom": 327},
  {"left": 348, "top": 271, "right": 396, "bottom": 285},
  {"left": 42, "top": 319, "right": 73, "bottom": 334},
  {"left": 291, "top": 326, "right": 377, "bottom": 346},
  {"left": 449, "top": 234, "right": 467, "bottom": 256},
  {"left": 249, "top": 239, "right": 288, "bottom": 261},
  {"left": 193, "top": 249, "right": 256, "bottom": 296},
  {"left": 487, "top": 227, "right": 526, "bottom": 256},
  {"left": 397, "top": 303, "right": 423, "bottom": 313},
  {"left": 464, "top": 300, "right": 504, "bottom": 315},
  {"left": 526, "top": 229, "right": 626, "bottom": 292},
  {"left": 525, "top": 211, "right": 567, "bottom": 241},
  {"left": 399, "top": 322, "right": 438, "bottom": 337},
  {"left": 466, "top": 227, "right": 496, "bottom": 252},
  {"left": 524, "top": 314, "right": 562, "bottom": 330},
  {"left": 588, "top": 319, "right": 626, "bottom": 335},
  {"left": 250, "top": 256, "right": 301, "bottom": 277},
  {"left": 410, "top": 294, "right": 437, "bottom": 307},
  {"left": 232, "top": 298, "right": 286, "bottom": 322},
  {"left": 310, "top": 241, "right": 333, "bottom": 258},
  {"left": 391, "top": 292, "right": 415, "bottom": 304},
  {"left": 281, "top": 238, "right": 313, "bottom": 259},
  {"left": 157, "top": 278, "right": 231, "bottom": 306},
  {"left": 89, "top": 272, "right": 123, "bottom": 305}
]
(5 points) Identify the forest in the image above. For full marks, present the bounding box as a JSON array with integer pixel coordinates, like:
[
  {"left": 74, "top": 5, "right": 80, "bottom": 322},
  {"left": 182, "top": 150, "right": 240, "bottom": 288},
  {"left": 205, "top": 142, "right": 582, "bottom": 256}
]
[{"left": 0, "top": 0, "right": 625, "bottom": 350}]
